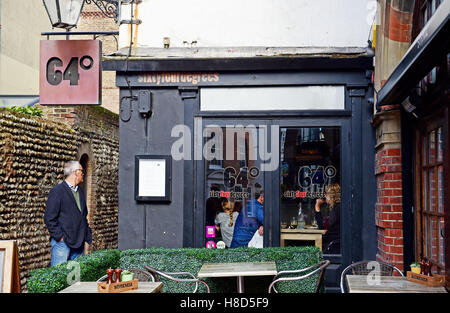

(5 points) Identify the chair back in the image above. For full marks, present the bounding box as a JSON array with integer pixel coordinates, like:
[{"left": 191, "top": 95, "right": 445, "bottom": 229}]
[
  {"left": 340, "top": 260, "right": 404, "bottom": 293},
  {"left": 268, "top": 260, "right": 330, "bottom": 293},
  {"left": 144, "top": 265, "right": 210, "bottom": 293}
]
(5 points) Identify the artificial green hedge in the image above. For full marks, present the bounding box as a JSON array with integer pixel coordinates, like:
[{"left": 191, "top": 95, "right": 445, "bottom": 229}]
[
  {"left": 27, "top": 247, "right": 323, "bottom": 293},
  {"left": 120, "top": 246, "right": 323, "bottom": 293},
  {"left": 27, "top": 249, "right": 121, "bottom": 293}
]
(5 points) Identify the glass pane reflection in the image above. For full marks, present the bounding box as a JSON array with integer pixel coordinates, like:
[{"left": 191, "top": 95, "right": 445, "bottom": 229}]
[
  {"left": 280, "top": 127, "right": 341, "bottom": 255},
  {"left": 204, "top": 126, "right": 265, "bottom": 249}
]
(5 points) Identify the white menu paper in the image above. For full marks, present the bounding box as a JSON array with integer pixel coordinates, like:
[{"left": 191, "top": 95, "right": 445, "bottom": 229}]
[{"left": 138, "top": 159, "right": 166, "bottom": 197}]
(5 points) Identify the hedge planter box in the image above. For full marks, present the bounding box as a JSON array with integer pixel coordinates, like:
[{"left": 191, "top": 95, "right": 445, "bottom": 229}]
[
  {"left": 27, "top": 247, "right": 322, "bottom": 293},
  {"left": 120, "top": 246, "right": 323, "bottom": 293},
  {"left": 27, "top": 249, "right": 121, "bottom": 293}
]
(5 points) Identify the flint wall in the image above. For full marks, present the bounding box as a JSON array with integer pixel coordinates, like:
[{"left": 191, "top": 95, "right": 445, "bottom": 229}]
[{"left": 0, "top": 107, "right": 119, "bottom": 291}]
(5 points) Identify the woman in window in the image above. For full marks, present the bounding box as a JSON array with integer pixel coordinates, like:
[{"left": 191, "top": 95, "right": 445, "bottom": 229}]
[
  {"left": 215, "top": 198, "right": 239, "bottom": 248},
  {"left": 315, "top": 183, "right": 341, "bottom": 254}
]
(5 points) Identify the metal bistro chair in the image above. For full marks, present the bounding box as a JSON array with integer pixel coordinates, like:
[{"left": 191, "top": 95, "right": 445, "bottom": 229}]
[
  {"left": 340, "top": 260, "right": 404, "bottom": 293},
  {"left": 144, "top": 265, "right": 211, "bottom": 293},
  {"left": 96, "top": 268, "right": 154, "bottom": 282},
  {"left": 268, "top": 260, "right": 330, "bottom": 293}
]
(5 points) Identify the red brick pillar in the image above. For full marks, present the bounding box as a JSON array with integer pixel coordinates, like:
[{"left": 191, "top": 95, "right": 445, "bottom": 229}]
[{"left": 373, "top": 107, "right": 404, "bottom": 272}]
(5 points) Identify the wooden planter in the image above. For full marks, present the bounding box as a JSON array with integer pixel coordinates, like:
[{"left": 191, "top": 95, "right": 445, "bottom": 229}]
[
  {"left": 406, "top": 271, "right": 445, "bottom": 287},
  {"left": 97, "top": 280, "right": 139, "bottom": 293}
]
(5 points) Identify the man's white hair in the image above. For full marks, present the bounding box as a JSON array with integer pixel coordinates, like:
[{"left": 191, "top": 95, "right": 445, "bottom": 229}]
[{"left": 64, "top": 160, "right": 81, "bottom": 177}]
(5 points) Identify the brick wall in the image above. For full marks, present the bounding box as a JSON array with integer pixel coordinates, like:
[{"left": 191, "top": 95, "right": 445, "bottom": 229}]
[
  {"left": 375, "top": 147, "right": 404, "bottom": 271},
  {"left": 38, "top": 104, "right": 119, "bottom": 253},
  {"left": 373, "top": 108, "right": 404, "bottom": 273},
  {"left": 0, "top": 108, "right": 79, "bottom": 291},
  {"left": 0, "top": 105, "right": 119, "bottom": 291}
]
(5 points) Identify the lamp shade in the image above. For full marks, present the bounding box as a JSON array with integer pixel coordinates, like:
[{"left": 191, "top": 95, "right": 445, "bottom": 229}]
[{"left": 43, "top": 0, "right": 85, "bottom": 29}]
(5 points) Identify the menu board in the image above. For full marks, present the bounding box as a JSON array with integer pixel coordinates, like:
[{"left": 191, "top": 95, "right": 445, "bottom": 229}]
[
  {"left": 139, "top": 159, "right": 166, "bottom": 197},
  {"left": 135, "top": 155, "right": 172, "bottom": 202}
]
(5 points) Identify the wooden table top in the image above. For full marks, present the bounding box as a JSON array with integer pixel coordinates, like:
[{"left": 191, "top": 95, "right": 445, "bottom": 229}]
[
  {"left": 58, "top": 281, "right": 163, "bottom": 293},
  {"left": 346, "top": 275, "right": 447, "bottom": 293},
  {"left": 197, "top": 262, "right": 277, "bottom": 278},
  {"left": 281, "top": 228, "right": 327, "bottom": 235}
]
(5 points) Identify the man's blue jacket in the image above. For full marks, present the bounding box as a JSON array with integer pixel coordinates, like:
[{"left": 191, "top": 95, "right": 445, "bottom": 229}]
[
  {"left": 230, "top": 199, "right": 263, "bottom": 248},
  {"left": 44, "top": 182, "right": 92, "bottom": 249}
]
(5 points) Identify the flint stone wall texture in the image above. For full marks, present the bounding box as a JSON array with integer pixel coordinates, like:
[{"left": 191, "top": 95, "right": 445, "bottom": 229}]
[{"left": 0, "top": 106, "right": 119, "bottom": 292}]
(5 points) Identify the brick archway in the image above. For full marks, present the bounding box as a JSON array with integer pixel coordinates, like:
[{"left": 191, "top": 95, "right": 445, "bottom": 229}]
[{"left": 77, "top": 143, "right": 94, "bottom": 254}]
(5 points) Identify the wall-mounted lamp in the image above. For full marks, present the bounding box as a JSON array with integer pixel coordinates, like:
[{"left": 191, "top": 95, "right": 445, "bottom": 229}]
[{"left": 42, "top": 0, "right": 141, "bottom": 29}]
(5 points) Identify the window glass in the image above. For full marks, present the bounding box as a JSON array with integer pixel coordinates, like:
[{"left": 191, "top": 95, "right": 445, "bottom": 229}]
[
  {"left": 420, "top": 127, "right": 445, "bottom": 270},
  {"left": 423, "top": 7, "right": 428, "bottom": 25},
  {"left": 429, "top": 168, "right": 436, "bottom": 212},
  {"left": 423, "top": 169, "right": 428, "bottom": 211},
  {"left": 200, "top": 86, "right": 345, "bottom": 111},
  {"left": 422, "top": 135, "right": 427, "bottom": 165},
  {"left": 437, "top": 128, "right": 443, "bottom": 162},
  {"left": 429, "top": 130, "right": 436, "bottom": 164},
  {"left": 438, "top": 166, "right": 444, "bottom": 213},
  {"left": 280, "top": 127, "right": 341, "bottom": 255},
  {"left": 204, "top": 125, "right": 265, "bottom": 249}
]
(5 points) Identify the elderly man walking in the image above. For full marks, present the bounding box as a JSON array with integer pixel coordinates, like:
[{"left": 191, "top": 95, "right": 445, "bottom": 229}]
[{"left": 44, "top": 160, "right": 92, "bottom": 266}]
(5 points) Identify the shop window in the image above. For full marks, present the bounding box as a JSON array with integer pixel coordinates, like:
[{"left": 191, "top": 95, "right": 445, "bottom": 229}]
[
  {"left": 279, "top": 127, "right": 341, "bottom": 255},
  {"left": 420, "top": 0, "right": 442, "bottom": 29},
  {"left": 204, "top": 126, "right": 264, "bottom": 249},
  {"left": 419, "top": 127, "right": 446, "bottom": 274}
]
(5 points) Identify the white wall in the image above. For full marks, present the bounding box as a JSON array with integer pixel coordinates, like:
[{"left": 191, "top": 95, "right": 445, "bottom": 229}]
[
  {"left": 0, "top": 0, "right": 64, "bottom": 95},
  {"left": 119, "top": 0, "right": 374, "bottom": 50}
]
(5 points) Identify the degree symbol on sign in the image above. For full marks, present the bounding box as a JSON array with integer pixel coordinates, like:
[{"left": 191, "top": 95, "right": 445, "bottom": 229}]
[{"left": 80, "top": 56, "right": 94, "bottom": 70}]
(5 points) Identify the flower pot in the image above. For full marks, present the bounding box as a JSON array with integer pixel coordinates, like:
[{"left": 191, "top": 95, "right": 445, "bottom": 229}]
[{"left": 121, "top": 272, "right": 134, "bottom": 282}]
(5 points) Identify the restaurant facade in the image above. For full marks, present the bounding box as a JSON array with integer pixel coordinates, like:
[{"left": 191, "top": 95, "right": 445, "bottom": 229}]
[{"left": 104, "top": 0, "right": 379, "bottom": 292}]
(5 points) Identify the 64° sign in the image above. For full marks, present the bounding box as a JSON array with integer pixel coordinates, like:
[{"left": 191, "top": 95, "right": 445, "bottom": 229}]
[{"left": 39, "top": 40, "right": 102, "bottom": 105}]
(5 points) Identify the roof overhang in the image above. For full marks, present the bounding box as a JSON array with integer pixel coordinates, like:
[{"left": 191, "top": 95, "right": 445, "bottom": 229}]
[
  {"left": 376, "top": 0, "right": 450, "bottom": 109},
  {"left": 102, "top": 46, "right": 374, "bottom": 72}
]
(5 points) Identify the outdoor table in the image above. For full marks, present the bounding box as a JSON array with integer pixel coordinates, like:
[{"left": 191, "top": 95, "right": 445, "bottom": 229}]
[
  {"left": 58, "top": 281, "right": 163, "bottom": 293},
  {"left": 346, "top": 275, "right": 447, "bottom": 293},
  {"left": 197, "top": 261, "right": 277, "bottom": 293},
  {"left": 280, "top": 228, "right": 328, "bottom": 250}
]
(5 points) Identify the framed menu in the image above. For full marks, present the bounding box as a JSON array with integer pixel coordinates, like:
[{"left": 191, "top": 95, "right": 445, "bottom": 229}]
[
  {"left": 0, "top": 240, "right": 20, "bottom": 293},
  {"left": 135, "top": 155, "right": 172, "bottom": 202}
]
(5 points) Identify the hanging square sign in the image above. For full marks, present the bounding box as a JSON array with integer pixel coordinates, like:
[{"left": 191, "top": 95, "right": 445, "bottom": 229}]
[{"left": 39, "top": 40, "right": 102, "bottom": 105}]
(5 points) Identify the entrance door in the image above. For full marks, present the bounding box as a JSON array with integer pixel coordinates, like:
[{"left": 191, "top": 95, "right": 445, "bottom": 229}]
[
  {"left": 272, "top": 118, "right": 352, "bottom": 292},
  {"left": 195, "top": 117, "right": 352, "bottom": 292}
]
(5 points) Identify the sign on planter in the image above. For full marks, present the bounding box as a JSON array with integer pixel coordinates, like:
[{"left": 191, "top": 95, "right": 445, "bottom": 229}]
[{"left": 39, "top": 40, "right": 102, "bottom": 105}]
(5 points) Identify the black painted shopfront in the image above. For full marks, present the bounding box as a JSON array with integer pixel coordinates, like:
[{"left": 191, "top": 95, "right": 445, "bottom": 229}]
[{"left": 104, "top": 52, "right": 377, "bottom": 292}]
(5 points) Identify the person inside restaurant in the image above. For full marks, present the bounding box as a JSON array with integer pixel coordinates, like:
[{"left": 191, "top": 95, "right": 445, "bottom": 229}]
[
  {"left": 314, "top": 183, "right": 341, "bottom": 254},
  {"left": 214, "top": 198, "right": 239, "bottom": 248},
  {"left": 230, "top": 187, "right": 264, "bottom": 248}
]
